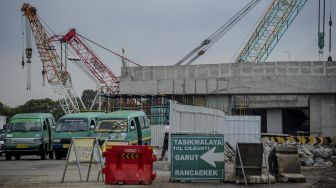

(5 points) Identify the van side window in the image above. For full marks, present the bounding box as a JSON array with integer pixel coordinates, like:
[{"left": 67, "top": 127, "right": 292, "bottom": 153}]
[
  {"left": 144, "top": 116, "right": 149, "bottom": 127},
  {"left": 130, "top": 120, "right": 136, "bottom": 132},
  {"left": 139, "top": 117, "right": 145, "bottom": 129},
  {"left": 43, "top": 120, "right": 48, "bottom": 130},
  {"left": 134, "top": 117, "right": 141, "bottom": 129},
  {"left": 47, "top": 118, "right": 54, "bottom": 128}
]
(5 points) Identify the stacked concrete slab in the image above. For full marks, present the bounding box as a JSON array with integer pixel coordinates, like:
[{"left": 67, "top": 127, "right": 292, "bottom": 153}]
[{"left": 119, "top": 61, "right": 336, "bottom": 137}]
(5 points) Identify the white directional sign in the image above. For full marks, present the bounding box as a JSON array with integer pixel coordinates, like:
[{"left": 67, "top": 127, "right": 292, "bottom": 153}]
[{"left": 200, "top": 147, "right": 225, "bottom": 168}]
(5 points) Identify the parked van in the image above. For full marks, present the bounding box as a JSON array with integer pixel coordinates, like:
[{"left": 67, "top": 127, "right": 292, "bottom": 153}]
[
  {"left": 4, "top": 113, "right": 55, "bottom": 160},
  {"left": 52, "top": 112, "right": 103, "bottom": 159},
  {"left": 94, "top": 110, "right": 151, "bottom": 145}
]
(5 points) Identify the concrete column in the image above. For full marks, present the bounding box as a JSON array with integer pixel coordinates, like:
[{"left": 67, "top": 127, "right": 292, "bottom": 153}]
[
  {"left": 310, "top": 94, "right": 336, "bottom": 137},
  {"left": 267, "top": 109, "right": 283, "bottom": 134}
]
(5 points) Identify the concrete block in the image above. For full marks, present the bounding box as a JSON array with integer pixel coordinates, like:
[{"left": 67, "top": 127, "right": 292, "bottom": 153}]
[
  {"left": 120, "top": 80, "right": 157, "bottom": 95},
  {"left": 300, "top": 61, "right": 311, "bottom": 66},
  {"left": 185, "top": 79, "right": 195, "bottom": 93},
  {"left": 242, "top": 66, "right": 252, "bottom": 74},
  {"left": 277, "top": 173, "right": 306, "bottom": 183},
  {"left": 197, "top": 65, "right": 209, "bottom": 79},
  {"left": 120, "top": 67, "right": 128, "bottom": 78},
  {"left": 165, "top": 66, "right": 176, "bottom": 80},
  {"left": 276, "top": 67, "right": 287, "bottom": 75},
  {"left": 265, "top": 68, "right": 275, "bottom": 74},
  {"left": 208, "top": 64, "right": 219, "bottom": 78},
  {"left": 218, "top": 78, "right": 229, "bottom": 92},
  {"left": 277, "top": 61, "right": 288, "bottom": 66},
  {"left": 235, "top": 175, "right": 276, "bottom": 184},
  {"left": 207, "top": 78, "right": 217, "bottom": 94},
  {"left": 253, "top": 68, "right": 264, "bottom": 75},
  {"left": 143, "top": 66, "right": 154, "bottom": 80},
  {"left": 313, "top": 61, "right": 324, "bottom": 66},
  {"left": 132, "top": 67, "right": 144, "bottom": 80},
  {"left": 187, "top": 66, "right": 197, "bottom": 79},
  {"left": 220, "top": 63, "right": 231, "bottom": 76},
  {"left": 326, "top": 67, "right": 336, "bottom": 76},
  {"left": 158, "top": 80, "right": 173, "bottom": 94},
  {"left": 300, "top": 66, "right": 311, "bottom": 74},
  {"left": 224, "top": 162, "right": 235, "bottom": 182},
  {"left": 288, "top": 61, "right": 299, "bottom": 66},
  {"left": 265, "top": 62, "right": 275, "bottom": 66},
  {"left": 326, "top": 61, "right": 336, "bottom": 66},
  {"left": 312, "top": 67, "right": 324, "bottom": 75},
  {"left": 288, "top": 68, "right": 299, "bottom": 74},
  {"left": 173, "top": 80, "right": 184, "bottom": 94},
  {"left": 231, "top": 65, "right": 241, "bottom": 76},
  {"left": 154, "top": 67, "right": 166, "bottom": 80},
  {"left": 176, "top": 66, "right": 186, "bottom": 79},
  {"left": 195, "top": 80, "right": 207, "bottom": 94}
]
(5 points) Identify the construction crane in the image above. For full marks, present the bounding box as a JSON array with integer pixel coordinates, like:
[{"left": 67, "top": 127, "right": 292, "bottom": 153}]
[
  {"left": 176, "top": 0, "right": 309, "bottom": 65},
  {"left": 236, "top": 0, "right": 308, "bottom": 63},
  {"left": 175, "top": 0, "right": 261, "bottom": 65},
  {"left": 51, "top": 29, "right": 140, "bottom": 95},
  {"left": 21, "top": 3, "right": 85, "bottom": 114},
  {"left": 49, "top": 28, "right": 142, "bottom": 110}
]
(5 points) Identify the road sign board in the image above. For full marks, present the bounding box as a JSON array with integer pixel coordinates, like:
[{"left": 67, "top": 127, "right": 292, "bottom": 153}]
[{"left": 170, "top": 134, "right": 225, "bottom": 181}]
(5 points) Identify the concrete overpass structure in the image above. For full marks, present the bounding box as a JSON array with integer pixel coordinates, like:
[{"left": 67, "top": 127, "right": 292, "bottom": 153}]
[{"left": 119, "top": 61, "right": 336, "bottom": 137}]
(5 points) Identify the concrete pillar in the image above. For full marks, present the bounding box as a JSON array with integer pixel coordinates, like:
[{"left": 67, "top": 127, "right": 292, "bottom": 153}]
[
  {"left": 310, "top": 94, "right": 336, "bottom": 137},
  {"left": 267, "top": 109, "right": 283, "bottom": 134}
]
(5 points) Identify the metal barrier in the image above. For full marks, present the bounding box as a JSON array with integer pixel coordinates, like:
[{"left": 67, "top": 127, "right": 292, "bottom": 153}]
[{"left": 235, "top": 143, "right": 263, "bottom": 177}]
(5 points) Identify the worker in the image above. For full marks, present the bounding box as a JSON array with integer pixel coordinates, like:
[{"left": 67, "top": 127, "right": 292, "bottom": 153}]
[{"left": 160, "top": 125, "right": 169, "bottom": 161}]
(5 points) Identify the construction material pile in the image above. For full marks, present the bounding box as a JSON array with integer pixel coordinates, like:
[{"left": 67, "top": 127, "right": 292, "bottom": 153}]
[{"left": 263, "top": 140, "right": 336, "bottom": 167}]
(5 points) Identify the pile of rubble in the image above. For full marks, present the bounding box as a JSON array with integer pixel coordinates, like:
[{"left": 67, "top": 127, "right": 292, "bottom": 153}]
[{"left": 263, "top": 140, "right": 336, "bottom": 167}]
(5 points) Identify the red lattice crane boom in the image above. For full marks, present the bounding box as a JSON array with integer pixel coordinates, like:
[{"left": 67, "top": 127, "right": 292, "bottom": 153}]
[
  {"left": 59, "top": 29, "right": 120, "bottom": 94},
  {"left": 21, "top": 3, "right": 84, "bottom": 114}
]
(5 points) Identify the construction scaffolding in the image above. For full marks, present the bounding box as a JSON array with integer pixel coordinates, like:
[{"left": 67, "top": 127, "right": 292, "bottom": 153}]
[{"left": 89, "top": 95, "right": 209, "bottom": 125}]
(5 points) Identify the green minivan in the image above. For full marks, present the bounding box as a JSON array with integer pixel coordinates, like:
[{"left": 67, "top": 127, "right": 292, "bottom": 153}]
[
  {"left": 94, "top": 110, "right": 151, "bottom": 146},
  {"left": 52, "top": 112, "right": 103, "bottom": 159},
  {"left": 4, "top": 113, "right": 56, "bottom": 160}
]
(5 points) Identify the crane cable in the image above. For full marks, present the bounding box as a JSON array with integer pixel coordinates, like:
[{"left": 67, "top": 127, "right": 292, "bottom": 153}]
[
  {"left": 175, "top": 0, "right": 261, "bottom": 65},
  {"left": 77, "top": 34, "right": 141, "bottom": 67}
]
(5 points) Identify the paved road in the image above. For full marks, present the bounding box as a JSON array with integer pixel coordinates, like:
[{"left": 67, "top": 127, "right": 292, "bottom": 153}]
[{"left": 0, "top": 155, "right": 335, "bottom": 188}]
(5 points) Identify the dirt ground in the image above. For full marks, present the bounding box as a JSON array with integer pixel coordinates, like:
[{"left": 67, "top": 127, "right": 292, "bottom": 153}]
[{"left": 0, "top": 154, "right": 335, "bottom": 188}]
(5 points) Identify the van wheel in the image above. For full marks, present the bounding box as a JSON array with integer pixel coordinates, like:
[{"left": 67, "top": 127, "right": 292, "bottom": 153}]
[
  {"left": 15, "top": 154, "right": 21, "bottom": 160},
  {"left": 5, "top": 153, "right": 11, "bottom": 161},
  {"left": 40, "top": 147, "right": 46, "bottom": 160},
  {"left": 49, "top": 151, "right": 54, "bottom": 159},
  {"left": 55, "top": 152, "right": 62, "bottom": 160}
]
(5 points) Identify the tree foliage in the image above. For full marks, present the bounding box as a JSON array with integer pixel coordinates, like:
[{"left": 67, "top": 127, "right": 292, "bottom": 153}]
[
  {"left": 0, "top": 98, "right": 64, "bottom": 122},
  {"left": 0, "top": 89, "right": 100, "bottom": 123}
]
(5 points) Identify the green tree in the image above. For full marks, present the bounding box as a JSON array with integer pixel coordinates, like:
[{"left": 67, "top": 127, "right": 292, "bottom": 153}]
[
  {"left": 0, "top": 102, "right": 14, "bottom": 117},
  {"left": 14, "top": 98, "right": 64, "bottom": 120}
]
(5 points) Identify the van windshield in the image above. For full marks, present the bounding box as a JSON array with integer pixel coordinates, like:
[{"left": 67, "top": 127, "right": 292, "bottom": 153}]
[
  {"left": 56, "top": 118, "right": 88, "bottom": 132},
  {"left": 7, "top": 121, "right": 42, "bottom": 132},
  {"left": 96, "top": 119, "right": 128, "bottom": 133}
]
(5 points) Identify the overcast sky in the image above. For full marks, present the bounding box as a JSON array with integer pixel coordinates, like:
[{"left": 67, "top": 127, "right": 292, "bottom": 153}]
[{"left": 0, "top": 0, "right": 335, "bottom": 107}]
